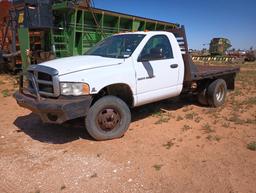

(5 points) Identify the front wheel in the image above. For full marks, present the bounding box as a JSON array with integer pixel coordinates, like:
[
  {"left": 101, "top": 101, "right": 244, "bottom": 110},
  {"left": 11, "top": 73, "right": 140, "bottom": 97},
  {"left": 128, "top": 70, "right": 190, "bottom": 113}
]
[{"left": 85, "top": 96, "right": 131, "bottom": 141}]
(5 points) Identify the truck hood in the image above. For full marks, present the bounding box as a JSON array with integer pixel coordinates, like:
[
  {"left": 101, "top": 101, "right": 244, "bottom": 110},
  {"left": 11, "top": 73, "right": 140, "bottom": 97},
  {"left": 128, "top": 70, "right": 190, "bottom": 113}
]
[{"left": 38, "top": 55, "right": 124, "bottom": 75}]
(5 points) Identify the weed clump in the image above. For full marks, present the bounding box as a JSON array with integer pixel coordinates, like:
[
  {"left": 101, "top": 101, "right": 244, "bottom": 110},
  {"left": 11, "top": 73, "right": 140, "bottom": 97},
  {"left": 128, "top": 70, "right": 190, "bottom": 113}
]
[
  {"left": 182, "top": 124, "right": 192, "bottom": 132},
  {"left": 163, "top": 140, "right": 174, "bottom": 149},
  {"left": 176, "top": 115, "right": 183, "bottom": 121},
  {"left": 247, "top": 142, "right": 256, "bottom": 151},
  {"left": 1, "top": 89, "right": 10, "bottom": 97},
  {"left": 206, "top": 135, "right": 221, "bottom": 142},
  {"left": 153, "top": 164, "right": 163, "bottom": 171},
  {"left": 202, "top": 123, "right": 215, "bottom": 133}
]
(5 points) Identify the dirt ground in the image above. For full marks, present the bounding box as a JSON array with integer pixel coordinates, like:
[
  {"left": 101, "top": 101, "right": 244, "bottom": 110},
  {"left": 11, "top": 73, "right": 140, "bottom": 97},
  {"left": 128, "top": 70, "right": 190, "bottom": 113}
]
[{"left": 0, "top": 62, "right": 255, "bottom": 193}]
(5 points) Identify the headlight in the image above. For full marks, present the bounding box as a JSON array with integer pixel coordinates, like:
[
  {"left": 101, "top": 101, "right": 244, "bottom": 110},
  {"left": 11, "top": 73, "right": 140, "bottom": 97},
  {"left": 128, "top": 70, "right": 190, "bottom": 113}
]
[{"left": 60, "top": 82, "right": 90, "bottom": 96}]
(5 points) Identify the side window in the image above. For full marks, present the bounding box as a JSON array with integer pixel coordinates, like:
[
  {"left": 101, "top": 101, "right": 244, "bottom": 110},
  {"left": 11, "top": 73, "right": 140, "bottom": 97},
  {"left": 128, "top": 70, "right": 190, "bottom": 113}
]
[{"left": 139, "top": 35, "right": 174, "bottom": 61}]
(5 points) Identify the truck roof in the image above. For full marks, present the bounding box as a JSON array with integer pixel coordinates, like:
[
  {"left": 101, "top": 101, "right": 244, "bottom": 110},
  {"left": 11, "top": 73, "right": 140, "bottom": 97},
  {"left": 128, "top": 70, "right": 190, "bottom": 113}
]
[{"left": 115, "top": 31, "right": 174, "bottom": 36}]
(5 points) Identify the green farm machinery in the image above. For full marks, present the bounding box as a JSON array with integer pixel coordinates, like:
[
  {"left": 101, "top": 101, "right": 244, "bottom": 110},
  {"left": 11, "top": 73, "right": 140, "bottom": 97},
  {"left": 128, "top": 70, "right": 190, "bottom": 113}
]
[
  {"left": 192, "top": 38, "right": 238, "bottom": 63},
  {"left": 0, "top": 0, "right": 179, "bottom": 72},
  {"left": 209, "top": 38, "right": 232, "bottom": 56}
]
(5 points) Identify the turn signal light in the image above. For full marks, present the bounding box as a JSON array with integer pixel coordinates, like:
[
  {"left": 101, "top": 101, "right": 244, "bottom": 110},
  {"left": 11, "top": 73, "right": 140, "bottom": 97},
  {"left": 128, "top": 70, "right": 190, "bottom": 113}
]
[{"left": 83, "top": 84, "right": 90, "bottom": 94}]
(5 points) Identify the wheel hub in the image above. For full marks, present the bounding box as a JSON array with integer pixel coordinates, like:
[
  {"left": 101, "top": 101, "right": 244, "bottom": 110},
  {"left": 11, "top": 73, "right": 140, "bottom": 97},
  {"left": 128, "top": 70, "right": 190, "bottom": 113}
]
[
  {"left": 216, "top": 85, "right": 225, "bottom": 102},
  {"left": 97, "top": 108, "right": 121, "bottom": 131}
]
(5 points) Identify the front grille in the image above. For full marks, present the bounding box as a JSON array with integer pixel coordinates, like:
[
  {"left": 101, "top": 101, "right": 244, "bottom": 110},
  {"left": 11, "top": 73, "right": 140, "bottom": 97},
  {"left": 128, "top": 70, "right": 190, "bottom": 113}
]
[
  {"left": 38, "top": 83, "right": 54, "bottom": 93},
  {"left": 38, "top": 72, "right": 52, "bottom": 81},
  {"left": 26, "top": 65, "right": 60, "bottom": 98}
]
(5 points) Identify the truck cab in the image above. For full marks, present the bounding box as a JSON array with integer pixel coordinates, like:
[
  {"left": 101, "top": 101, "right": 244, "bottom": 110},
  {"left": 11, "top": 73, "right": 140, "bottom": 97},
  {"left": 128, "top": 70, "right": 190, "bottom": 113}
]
[{"left": 15, "top": 29, "right": 239, "bottom": 140}]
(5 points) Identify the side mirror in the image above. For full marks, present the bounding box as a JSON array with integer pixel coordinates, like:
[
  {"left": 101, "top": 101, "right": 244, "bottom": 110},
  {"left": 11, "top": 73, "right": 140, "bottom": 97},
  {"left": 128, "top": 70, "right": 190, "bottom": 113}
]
[
  {"left": 138, "top": 48, "right": 164, "bottom": 62},
  {"left": 150, "top": 48, "right": 163, "bottom": 60},
  {"left": 138, "top": 55, "right": 149, "bottom": 62}
]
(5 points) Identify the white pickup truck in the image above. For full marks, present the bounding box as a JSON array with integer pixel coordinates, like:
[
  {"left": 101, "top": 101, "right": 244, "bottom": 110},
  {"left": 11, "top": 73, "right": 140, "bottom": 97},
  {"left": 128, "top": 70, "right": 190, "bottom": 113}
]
[{"left": 15, "top": 27, "right": 239, "bottom": 140}]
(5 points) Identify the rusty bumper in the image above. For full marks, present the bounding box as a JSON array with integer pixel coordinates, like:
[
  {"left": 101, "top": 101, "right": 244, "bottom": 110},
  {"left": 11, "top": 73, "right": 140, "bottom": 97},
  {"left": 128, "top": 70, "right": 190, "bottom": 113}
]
[{"left": 14, "top": 91, "right": 92, "bottom": 124}]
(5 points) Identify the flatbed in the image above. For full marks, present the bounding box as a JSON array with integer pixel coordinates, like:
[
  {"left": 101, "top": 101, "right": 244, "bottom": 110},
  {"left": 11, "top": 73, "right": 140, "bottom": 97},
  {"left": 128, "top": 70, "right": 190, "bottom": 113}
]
[{"left": 194, "top": 65, "right": 240, "bottom": 80}]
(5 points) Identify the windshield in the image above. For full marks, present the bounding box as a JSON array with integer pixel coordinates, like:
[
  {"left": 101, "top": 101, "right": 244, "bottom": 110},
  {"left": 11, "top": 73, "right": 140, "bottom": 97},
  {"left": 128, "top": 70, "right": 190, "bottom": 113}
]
[{"left": 85, "top": 34, "right": 146, "bottom": 59}]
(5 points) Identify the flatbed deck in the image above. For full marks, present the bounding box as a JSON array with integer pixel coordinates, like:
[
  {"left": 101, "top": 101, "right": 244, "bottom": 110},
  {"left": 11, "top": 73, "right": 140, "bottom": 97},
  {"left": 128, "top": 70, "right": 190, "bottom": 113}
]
[{"left": 194, "top": 65, "right": 240, "bottom": 80}]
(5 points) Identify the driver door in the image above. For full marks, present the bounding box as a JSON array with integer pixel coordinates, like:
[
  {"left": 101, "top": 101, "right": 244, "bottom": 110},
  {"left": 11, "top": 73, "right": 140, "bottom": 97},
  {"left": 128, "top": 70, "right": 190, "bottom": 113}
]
[{"left": 134, "top": 34, "right": 180, "bottom": 105}]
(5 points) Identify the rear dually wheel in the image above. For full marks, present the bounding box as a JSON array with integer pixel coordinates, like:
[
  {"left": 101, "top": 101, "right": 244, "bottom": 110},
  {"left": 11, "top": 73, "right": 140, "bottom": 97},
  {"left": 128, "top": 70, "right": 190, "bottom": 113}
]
[{"left": 207, "top": 79, "right": 227, "bottom": 107}]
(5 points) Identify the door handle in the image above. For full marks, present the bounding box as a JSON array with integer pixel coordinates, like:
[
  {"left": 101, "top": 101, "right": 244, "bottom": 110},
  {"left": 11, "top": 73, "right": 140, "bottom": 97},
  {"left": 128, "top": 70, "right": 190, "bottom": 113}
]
[{"left": 170, "top": 64, "right": 178, "bottom": 69}]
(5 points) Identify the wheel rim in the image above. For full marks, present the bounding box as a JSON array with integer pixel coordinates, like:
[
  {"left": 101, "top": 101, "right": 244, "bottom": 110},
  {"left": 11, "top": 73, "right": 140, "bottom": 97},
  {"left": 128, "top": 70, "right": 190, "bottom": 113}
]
[
  {"left": 216, "top": 84, "right": 225, "bottom": 102},
  {"left": 97, "top": 108, "right": 121, "bottom": 131}
]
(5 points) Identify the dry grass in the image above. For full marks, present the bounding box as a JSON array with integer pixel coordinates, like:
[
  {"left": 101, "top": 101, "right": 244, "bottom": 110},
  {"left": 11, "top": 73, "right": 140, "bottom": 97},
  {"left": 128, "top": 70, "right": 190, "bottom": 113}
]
[
  {"left": 182, "top": 124, "right": 192, "bottom": 132},
  {"left": 206, "top": 135, "right": 221, "bottom": 142},
  {"left": 152, "top": 164, "right": 163, "bottom": 171},
  {"left": 247, "top": 142, "right": 256, "bottom": 151},
  {"left": 1, "top": 89, "right": 10, "bottom": 97},
  {"left": 163, "top": 140, "right": 174, "bottom": 149},
  {"left": 202, "top": 123, "right": 215, "bottom": 133},
  {"left": 176, "top": 115, "right": 184, "bottom": 121}
]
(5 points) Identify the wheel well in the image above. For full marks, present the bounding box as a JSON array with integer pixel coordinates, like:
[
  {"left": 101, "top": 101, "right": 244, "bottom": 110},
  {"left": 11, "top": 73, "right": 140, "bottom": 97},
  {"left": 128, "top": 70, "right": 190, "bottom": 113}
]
[
  {"left": 92, "top": 84, "right": 134, "bottom": 107},
  {"left": 197, "top": 75, "right": 235, "bottom": 92},
  {"left": 196, "top": 79, "right": 211, "bottom": 92}
]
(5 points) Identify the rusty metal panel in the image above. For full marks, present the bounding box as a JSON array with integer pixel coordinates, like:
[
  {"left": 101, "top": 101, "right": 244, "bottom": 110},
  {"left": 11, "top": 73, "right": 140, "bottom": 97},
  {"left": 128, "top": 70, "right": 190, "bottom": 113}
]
[{"left": 0, "top": 0, "right": 12, "bottom": 49}]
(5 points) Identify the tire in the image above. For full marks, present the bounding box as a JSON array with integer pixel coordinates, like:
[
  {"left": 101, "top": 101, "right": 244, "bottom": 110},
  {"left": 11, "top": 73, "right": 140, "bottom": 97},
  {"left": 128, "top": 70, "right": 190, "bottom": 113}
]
[
  {"left": 197, "top": 88, "right": 209, "bottom": 106},
  {"left": 207, "top": 79, "right": 227, "bottom": 107},
  {"left": 85, "top": 96, "right": 131, "bottom": 141}
]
